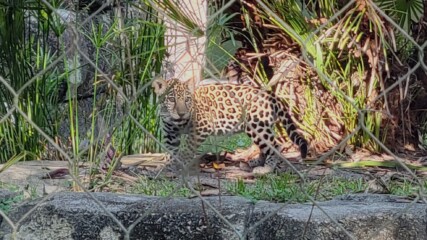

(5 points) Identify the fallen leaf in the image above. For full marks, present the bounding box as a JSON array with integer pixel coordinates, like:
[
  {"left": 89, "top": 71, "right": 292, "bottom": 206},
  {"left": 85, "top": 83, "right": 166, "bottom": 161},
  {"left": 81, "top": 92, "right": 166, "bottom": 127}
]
[
  {"left": 200, "top": 189, "right": 220, "bottom": 196},
  {"left": 213, "top": 162, "right": 225, "bottom": 170},
  {"left": 42, "top": 168, "right": 69, "bottom": 179}
]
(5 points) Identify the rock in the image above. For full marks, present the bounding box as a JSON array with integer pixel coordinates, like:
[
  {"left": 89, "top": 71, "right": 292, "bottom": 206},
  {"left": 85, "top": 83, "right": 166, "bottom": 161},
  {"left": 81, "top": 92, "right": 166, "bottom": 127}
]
[
  {"left": 1, "top": 193, "right": 425, "bottom": 239},
  {"left": 63, "top": 0, "right": 114, "bottom": 13},
  {"left": 0, "top": 161, "right": 72, "bottom": 197}
]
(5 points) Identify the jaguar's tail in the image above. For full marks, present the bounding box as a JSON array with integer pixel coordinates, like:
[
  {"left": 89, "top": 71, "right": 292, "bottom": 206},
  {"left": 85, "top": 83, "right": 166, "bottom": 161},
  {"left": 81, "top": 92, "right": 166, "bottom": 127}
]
[{"left": 276, "top": 107, "right": 308, "bottom": 158}]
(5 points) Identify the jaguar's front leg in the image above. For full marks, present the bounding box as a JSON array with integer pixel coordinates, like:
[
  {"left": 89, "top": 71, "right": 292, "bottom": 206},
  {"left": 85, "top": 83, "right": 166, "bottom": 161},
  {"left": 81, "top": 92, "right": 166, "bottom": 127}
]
[
  {"left": 162, "top": 122, "right": 181, "bottom": 162},
  {"left": 178, "top": 127, "right": 210, "bottom": 174}
]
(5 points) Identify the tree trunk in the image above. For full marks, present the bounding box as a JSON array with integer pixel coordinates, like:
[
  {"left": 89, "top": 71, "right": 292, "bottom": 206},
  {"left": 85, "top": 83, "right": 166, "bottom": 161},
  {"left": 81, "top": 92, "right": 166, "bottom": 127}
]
[{"left": 163, "top": 0, "right": 207, "bottom": 86}]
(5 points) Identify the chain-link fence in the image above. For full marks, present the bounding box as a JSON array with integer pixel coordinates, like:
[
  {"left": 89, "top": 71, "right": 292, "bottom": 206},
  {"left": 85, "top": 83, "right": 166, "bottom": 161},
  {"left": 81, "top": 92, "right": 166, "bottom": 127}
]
[{"left": 0, "top": 0, "right": 426, "bottom": 239}]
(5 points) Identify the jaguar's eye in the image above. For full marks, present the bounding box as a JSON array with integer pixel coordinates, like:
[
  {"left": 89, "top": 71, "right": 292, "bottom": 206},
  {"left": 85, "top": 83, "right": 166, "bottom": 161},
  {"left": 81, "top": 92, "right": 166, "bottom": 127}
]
[{"left": 167, "top": 96, "right": 175, "bottom": 102}]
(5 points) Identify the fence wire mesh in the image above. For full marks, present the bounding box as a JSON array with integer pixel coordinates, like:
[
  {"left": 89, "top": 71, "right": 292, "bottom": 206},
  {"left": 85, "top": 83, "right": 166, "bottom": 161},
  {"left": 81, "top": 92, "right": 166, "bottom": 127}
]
[{"left": 0, "top": 0, "right": 426, "bottom": 239}]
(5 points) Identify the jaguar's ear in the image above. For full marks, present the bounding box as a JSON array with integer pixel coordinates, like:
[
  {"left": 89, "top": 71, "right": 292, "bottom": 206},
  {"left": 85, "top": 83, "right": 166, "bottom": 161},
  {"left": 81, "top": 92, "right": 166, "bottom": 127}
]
[
  {"left": 185, "top": 77, "right": 196, "bottom": 93},
  {"left": 152, "top": 77, "right": 168, "bottom": 95}
]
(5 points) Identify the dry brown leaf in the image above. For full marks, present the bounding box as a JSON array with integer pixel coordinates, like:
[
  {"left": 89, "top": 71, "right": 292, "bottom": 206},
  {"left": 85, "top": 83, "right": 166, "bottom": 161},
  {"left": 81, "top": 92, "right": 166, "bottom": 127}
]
[{"left": 213, "top": 162, "right": 225, "bottom": 170}]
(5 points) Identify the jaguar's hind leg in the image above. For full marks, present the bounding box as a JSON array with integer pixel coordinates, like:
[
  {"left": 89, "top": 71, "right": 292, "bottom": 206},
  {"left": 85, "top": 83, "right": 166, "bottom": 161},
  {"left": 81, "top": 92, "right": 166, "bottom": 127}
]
[{"left": 245, "top": 126, "right": 282, "bottom": 175}]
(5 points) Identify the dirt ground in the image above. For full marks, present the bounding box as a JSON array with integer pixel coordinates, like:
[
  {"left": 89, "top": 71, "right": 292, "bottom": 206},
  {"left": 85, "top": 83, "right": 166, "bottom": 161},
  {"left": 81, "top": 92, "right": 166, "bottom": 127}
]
[
  {"left": 116, "top": 145, "right": 427, "bottom": 196},
  {"left": 2, "top": 145, "right": 426, "bottom": 198}
]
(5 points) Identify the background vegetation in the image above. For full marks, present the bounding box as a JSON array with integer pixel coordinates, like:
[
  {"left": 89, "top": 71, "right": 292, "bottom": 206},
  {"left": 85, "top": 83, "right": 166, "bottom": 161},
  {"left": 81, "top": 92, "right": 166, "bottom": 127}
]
[
  {"left": 202, "top": 0, "right": 427, "bottom": 155},
  {"left": 0, "top": 0, "right": 426, "bottom": 203},
  {"left": 0, "top": 0, "right": 165, "bottom": 166}
]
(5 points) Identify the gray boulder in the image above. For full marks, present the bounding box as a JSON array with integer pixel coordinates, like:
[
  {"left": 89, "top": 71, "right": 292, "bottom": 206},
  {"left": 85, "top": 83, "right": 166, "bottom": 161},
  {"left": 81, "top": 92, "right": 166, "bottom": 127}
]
[{"left": 1, "top": 192, "right": 425, "bottom": 239}]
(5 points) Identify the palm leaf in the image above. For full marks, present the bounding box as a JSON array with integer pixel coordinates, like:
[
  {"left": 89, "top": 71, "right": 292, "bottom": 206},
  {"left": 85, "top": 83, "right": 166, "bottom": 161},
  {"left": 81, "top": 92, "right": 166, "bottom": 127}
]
[
  {"left": 149, "top": 0, "right": 204, "bottom": 37},
  {"left": 375, "top": 0, "right": 423, "bottom": 33}
]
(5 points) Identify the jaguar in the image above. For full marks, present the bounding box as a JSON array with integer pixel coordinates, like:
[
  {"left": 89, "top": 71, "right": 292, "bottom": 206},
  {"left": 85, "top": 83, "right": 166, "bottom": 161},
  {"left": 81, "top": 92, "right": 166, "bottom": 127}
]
[{"left": 152, "top": 77, "right": 308, "bottom": 174}]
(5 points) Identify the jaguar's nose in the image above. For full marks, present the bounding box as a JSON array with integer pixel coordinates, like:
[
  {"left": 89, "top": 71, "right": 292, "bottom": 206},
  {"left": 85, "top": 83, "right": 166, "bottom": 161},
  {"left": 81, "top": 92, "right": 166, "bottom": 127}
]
[{"left": 177, "top": 112, "right": 186, "bottom": 118}]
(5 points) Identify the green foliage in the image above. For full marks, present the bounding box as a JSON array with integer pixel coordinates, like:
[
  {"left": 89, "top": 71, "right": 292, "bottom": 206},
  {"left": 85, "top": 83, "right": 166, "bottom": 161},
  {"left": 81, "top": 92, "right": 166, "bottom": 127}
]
[
  {"left": 0, "top": 182, "right": 24, "bottom": 213},
  {"left": 128, "top": 171, "right": 427, "bottom": 203},
  {"left": 198, "top": 133, "right": 252, "bottom": 154},
  {"left": 321, "top": 177, "right": 366, "bottom": 197},
  {"left": 0, "top": 1, "right": 166, "bottom": 165},
  {"left": 420, "top": 126, "right": 427, "bottom": 150},
  {"left": 252, "top": 0, "right": 420, "bottom": 151},
  {"left": 227, "top": 173, "right": 315, "bottom": 202},
  {"left": 145, "top": 0, "right": 425, "bottom": 154},
  {"left": 375, "top": 0, "right": 424, "bottom": 33},
  {"left": 112, "top": 6, "right": 166, "bottom": 155},
  {"left": 152, "top": 0, "right": 204, "bottom": 37},
  {"left": 0, "top": 195, "right": 23, "bottom": 213},
  {"left": 388, "top": 178, "right": 427, "bottom": 196},
  {"left": 131, "top": 176, "right": 191, "bottom": 197},
  {"left": 69, "top": 4, "right": 166, "bottom": 188},
  {"left": 205, "top": 1, "right": 242, "bottom": 76},
  {"left": 0, "top": 0, "right": 61, "bottom": 162},
  {"left": 227, "top": 173, "right": 427, "bottom": 203},
  {"left": 227, "top": 174, "right": 366, "bottom": 203}
]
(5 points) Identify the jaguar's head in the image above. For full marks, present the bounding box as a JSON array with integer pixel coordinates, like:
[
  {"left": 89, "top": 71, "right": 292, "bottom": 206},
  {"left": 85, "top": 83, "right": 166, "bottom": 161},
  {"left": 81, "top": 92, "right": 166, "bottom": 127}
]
[{"left": 152, "top": 77, "right": 195, "bottom": 121}]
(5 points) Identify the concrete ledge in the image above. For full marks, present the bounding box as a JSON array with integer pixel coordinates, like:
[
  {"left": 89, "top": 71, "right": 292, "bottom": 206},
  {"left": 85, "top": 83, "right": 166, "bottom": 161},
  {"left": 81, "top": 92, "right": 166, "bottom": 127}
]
[{"left": 1, "top": 192, "right": 426, "bottom": 239}]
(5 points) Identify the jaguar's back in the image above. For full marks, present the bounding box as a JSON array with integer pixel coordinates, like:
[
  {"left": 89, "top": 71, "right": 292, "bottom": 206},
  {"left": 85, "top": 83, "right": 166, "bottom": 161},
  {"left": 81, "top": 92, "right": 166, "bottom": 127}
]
[{"left": 152, "top": 78, "right": 308, "bottom": 174}]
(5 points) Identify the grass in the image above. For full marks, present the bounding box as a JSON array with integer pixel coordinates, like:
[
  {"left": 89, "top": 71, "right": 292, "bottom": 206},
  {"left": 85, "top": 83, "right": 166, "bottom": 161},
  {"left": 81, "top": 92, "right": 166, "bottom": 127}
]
[
  {"left": 130, "top": 176, "right": 191, "bottom": 197},
  {"left": 0, "top": 182, "right": 29, "bottom": 213},
  {"left": 128, "top": 172, "right": 427, "bottom": 203},
  {"left": 226, "top": 174, "right": 367, "bottom": 203},
  {"left": 0, "top": 0, "right": 425, "bottom": 207},
  {"left": 389, "top": 178, "right": 425, "bottom": 197},
  {"left": 227, "top": 173, "right": 427, "bottom": 203},
  {"left": 0, "top": 0, "right": 59, "bottom": 162},
  {"left": 0, "top": 194, "right": 24, "bottom": 213}
]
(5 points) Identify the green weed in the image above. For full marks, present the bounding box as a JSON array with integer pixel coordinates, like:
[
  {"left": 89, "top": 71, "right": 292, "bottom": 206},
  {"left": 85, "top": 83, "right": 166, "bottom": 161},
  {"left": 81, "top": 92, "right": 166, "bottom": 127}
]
[
  {"left": 226, "top": 174, "right": 368, "bottom": 203},
  {"left": 0, "top": 1, "right": 60, "bottom": 162},
  {"left": 127, "top": 171, "right": 427, "bottom": 203},
  {"left": 0, "top": 182, "right": 27, "bottom": 213},
  {"left": 0, "top": 195, "right": 23, "bottom": 213},
  {"left": 389, "top": 178, "right": 425, "bottom": 196},
  {"left": 131, "top": 176, "right": 191, "bottom": 197}
]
